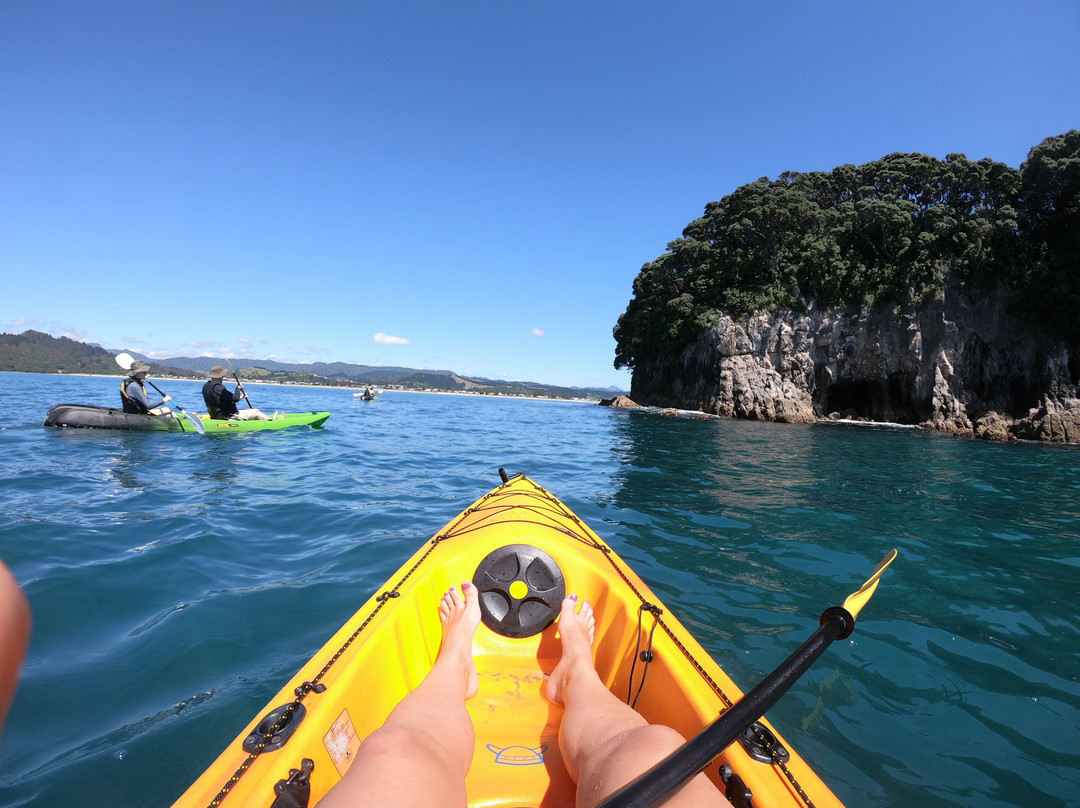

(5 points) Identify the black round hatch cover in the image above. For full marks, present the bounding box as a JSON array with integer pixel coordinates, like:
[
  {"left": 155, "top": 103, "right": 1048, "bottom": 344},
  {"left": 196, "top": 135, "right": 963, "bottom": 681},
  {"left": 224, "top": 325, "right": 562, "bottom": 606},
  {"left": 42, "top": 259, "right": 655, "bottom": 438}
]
[{"left": 473, "top": 544, "right": 565, "bottom": 638}]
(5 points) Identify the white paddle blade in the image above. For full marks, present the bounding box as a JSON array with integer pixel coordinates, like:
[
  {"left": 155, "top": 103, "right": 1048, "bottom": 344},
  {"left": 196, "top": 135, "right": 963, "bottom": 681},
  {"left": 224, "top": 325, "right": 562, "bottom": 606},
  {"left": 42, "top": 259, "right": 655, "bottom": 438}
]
[
  {"left": 184, "top": 411, "right": 206, "bottom": 435},
  {"left": 114, "top": 352, "right": 135, "bottom": 370}
]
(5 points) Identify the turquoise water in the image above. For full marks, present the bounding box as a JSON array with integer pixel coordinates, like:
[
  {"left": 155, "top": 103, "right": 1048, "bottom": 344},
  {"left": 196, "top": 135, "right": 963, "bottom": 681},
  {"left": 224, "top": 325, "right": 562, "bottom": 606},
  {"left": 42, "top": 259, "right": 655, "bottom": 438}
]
[{"left": 1, "top": 372, "right": 1078, "bottom": 807}]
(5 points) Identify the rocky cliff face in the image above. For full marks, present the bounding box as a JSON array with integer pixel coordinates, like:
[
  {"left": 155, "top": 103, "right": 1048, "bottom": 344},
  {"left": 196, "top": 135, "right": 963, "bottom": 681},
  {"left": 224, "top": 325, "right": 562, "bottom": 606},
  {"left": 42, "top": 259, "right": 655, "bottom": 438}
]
[{"left": 630, "top": 287, "right": 1080, "bottom": 443}]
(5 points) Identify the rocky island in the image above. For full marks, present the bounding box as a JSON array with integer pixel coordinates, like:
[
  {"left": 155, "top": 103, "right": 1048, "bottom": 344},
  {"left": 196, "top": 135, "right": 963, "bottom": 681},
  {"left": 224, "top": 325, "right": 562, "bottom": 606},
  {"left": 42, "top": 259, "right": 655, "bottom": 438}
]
[{"left": 613, "top": 132, "right": 1080, "bottom": 443}]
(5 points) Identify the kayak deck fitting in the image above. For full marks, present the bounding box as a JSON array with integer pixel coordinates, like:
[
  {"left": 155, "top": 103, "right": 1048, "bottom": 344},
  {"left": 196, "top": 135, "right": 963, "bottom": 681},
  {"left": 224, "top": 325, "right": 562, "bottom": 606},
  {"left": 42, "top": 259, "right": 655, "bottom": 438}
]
[
  {"left": 172, "top": 473, "right": 846, "bottom": 808},
  {"left": 43, "top": 404, "right": 330, "bottom": 432}
]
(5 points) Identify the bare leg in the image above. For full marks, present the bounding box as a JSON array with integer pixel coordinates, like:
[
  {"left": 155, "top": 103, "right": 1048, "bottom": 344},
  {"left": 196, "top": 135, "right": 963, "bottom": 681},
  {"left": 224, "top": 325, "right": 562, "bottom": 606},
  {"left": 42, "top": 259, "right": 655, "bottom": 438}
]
[
  {"left": 233, "top": 409, "right": 270, "bottom": 421},
  {"left": 320, "top": 582, "right": 482, "bottom": 808},
  {"left": 544, "top": 595, "right": 732, "bottom": 808}
]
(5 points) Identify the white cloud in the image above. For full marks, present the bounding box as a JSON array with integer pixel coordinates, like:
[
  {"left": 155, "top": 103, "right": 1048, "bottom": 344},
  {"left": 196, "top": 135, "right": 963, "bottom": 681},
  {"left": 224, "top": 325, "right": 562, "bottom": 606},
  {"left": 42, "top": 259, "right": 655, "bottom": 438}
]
[
  {"left": 8, "top": 318, "right": 85, "bottom": 341},
  {"left": 374, "top": 333, "right": 412, "bottom": 346},
  {"left": 530, "top": 328, "right": 545, "bottom": 337}
]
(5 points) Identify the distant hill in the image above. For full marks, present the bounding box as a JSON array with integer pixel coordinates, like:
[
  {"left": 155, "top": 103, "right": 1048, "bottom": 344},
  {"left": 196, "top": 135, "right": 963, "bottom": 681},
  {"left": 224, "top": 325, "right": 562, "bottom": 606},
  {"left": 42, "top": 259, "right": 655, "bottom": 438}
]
[
  {"left": 152, "top": 354, "right": 447, "bottom": 382},
  {"left": 0, "top": 331, "right": 624, "bottom": 400},
  {"left": 0, "top": 330, "right": 120, "bottom": 374}
]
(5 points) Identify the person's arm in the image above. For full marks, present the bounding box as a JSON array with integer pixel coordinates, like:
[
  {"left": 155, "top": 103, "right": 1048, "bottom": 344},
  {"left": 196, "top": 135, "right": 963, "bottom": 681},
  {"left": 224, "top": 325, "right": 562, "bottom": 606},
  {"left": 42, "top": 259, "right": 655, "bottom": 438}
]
[
  {"left": 134, "top": 382, "right": 168, "bottom": 411},
  {"left": 232, "top": 383, "right": 246, "bottom": 402},
  {"left": 126, "top": 380, "right": 153, "bottom": 410}
]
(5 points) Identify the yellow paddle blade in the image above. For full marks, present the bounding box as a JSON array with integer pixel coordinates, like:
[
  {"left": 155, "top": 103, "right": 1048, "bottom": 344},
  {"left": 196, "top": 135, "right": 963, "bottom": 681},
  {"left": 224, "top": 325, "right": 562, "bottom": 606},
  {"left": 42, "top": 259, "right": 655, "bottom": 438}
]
[{"left": 842, "top": 549, "right": 898, "bottom": 620}]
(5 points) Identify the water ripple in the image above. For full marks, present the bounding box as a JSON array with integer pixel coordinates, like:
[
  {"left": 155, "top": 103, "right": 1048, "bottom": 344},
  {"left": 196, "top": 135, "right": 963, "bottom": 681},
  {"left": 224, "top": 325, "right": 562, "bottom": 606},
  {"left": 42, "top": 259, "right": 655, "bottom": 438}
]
[{"left": 1, "top": 374, "right": 1079, "bottom": 807}]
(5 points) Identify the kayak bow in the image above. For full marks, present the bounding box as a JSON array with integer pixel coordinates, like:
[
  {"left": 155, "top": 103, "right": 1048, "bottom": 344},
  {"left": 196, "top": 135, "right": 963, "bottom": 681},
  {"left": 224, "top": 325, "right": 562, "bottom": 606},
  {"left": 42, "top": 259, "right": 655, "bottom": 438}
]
[{"left": 172, "top": 474, "right": 885, "bottom": 808}]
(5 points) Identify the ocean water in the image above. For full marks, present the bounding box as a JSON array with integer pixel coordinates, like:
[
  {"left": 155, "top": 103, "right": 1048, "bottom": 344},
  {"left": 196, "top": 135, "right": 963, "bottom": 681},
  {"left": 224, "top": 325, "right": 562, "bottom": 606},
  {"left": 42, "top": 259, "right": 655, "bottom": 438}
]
[{"left": 0, "top": 371, "right": 1077, "bottom": 807}]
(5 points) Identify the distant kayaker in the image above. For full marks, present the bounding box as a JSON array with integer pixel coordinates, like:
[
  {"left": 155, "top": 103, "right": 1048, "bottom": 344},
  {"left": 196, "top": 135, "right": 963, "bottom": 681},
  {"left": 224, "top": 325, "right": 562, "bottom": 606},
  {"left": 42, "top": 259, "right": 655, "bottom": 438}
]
[
  {"left": 120, "top": 360, "right": 172, "bottom": 415},
  {"left": 318, "top": 587, "right": 731, "bottom": 808},
  {"left": 202, "top": 366, "right": 269, "bottom": 420}
]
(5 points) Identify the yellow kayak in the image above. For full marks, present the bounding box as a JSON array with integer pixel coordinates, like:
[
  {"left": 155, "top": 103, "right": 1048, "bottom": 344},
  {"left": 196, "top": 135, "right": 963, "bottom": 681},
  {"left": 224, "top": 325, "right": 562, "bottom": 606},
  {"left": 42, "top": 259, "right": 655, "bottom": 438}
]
[{"left": 172, "top": 474, "right": 849, "bottom": 808}]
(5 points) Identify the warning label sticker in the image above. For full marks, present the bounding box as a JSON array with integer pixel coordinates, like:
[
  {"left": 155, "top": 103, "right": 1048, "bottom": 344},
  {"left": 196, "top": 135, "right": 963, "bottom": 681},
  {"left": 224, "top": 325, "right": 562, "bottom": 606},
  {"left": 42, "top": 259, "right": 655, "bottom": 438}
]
[{"left": 324, "top": 709, "right": 361, "bottom": 777}]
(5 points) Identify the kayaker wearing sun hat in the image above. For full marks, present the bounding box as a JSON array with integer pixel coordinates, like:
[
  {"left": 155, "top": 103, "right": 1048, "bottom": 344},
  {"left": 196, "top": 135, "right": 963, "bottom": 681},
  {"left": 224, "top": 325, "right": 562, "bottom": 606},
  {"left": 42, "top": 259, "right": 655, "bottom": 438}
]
[
  {"left": 121, "top": 360, "right": 172, "bottom": 415},
  {"left": 201, "top": 365, "right": 269, "bottom": 420}
]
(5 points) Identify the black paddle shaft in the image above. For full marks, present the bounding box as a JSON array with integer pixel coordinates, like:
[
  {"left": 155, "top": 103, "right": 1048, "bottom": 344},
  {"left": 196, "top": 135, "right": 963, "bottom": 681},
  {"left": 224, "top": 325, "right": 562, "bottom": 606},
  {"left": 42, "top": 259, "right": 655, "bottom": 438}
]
[
  {"left": 143, "top": 379, "right": 168, "bottom": 399},
  {"left": 234, "top": 371, "right": 253, "bottom": 408},
  {"left": 596, "top": 606, "right": 854, "bottom": 808},
  {"left": 141, "top": 377, "right": 205, "bottom": 433},
  {"left": 225, "top": 362, "right": 252, "bottom": 409},
  {"left": 143, "top": 378, "right": 183, "bottom": 413}
]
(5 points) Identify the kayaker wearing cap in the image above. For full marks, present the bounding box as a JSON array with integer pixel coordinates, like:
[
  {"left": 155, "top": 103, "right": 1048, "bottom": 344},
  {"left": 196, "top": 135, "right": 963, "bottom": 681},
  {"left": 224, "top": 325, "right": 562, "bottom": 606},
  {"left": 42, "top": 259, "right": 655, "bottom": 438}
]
[
  {"left": 201, "top": 366, "right": 269, "bottom": 420},
  {"left": 120, "top": 360, "right": 172, "bottom": 415}
]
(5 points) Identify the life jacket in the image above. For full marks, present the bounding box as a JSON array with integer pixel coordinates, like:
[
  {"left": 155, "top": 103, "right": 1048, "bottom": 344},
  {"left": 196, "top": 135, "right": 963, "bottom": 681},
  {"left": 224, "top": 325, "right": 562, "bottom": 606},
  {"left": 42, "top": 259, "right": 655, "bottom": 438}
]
[
  {"left": 202, "top": 379, "right": 238, "bottom": 420},
  {"left": 120, "top": 377, "right": 150, "bottom": 414}
]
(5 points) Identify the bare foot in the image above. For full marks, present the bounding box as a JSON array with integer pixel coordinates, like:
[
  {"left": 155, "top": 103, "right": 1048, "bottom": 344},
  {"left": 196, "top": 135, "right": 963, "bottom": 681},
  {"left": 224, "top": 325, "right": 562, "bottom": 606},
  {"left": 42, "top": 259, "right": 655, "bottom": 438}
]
[
  {"left": 543, "top": 594, "right": 596, "bottom": 706},
  {"left": 436, "top": 582, "right": 483, "bottom": 698}
]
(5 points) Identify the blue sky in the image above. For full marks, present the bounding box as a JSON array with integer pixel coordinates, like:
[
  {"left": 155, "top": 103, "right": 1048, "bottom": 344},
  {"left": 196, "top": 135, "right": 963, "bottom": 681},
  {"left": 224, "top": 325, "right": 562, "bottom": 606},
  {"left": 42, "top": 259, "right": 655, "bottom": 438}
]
[{"left": 2, "top": 1, "right": 1077, "bottom": 389}]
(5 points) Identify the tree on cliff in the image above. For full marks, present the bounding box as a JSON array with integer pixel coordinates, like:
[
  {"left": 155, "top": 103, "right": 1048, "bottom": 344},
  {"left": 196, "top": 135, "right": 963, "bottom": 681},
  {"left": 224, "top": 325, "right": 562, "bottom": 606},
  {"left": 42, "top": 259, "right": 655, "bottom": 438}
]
[
  {"left": 1014, "top": 131, "right": 1080, "bottom": 341},
  {"left": 614, "top": 133, "right": 1076, "bottom": 370}
]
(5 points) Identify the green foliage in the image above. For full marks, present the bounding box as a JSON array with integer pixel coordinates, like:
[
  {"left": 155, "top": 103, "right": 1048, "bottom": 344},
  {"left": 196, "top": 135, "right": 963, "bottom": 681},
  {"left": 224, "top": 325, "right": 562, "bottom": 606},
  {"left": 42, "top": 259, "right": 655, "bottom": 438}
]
[
  {"left": 0, "top": 330, "right": 121, "bottom": 374},
  {"left": 614, "top": 134, "right": 1076, "bottom": 369},
  {"left": 1014, "top": 131, "right": 1080, "bottom": 341}
]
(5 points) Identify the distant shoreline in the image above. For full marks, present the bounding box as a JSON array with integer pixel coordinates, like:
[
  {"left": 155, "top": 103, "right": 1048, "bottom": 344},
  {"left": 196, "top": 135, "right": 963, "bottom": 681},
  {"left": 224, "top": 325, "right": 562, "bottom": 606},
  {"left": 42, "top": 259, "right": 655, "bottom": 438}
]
[
  {"left": 380, "top": 388, "right": 596, "bottom": 404},
  {"left": 12, "top": 371, "right": 599, "bottom": 404}
]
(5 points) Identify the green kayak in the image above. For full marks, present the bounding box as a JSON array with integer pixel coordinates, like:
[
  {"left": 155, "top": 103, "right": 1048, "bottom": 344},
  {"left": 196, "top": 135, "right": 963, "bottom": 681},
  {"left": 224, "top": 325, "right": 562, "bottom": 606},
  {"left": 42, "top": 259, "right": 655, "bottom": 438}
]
[
  {"left": 189, "top": 411, "right": 331, "bottom": 433},
  {"left": 44, "top": 404, "right": 330, "bottom": 433}
]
